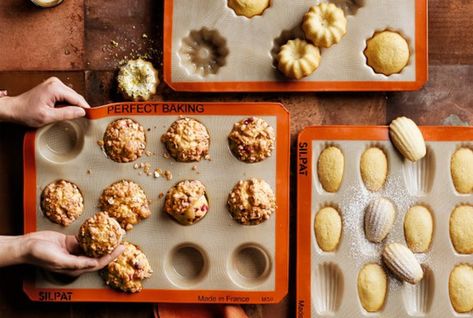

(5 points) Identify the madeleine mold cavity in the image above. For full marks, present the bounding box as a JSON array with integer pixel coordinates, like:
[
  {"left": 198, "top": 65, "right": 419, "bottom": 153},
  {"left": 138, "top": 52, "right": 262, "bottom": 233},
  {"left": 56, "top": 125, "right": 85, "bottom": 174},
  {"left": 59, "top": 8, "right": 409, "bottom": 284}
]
[
  {"left": 403, "top": 146, "right": 435, "bottom": 196},
  {"left": 179, "top": 27, "right": 229, "bottom": 77},
  {"left": 230, "top": 244, "right": 272, "bottom": 288},
  {"left": 402, "top": 266, "right": 434, "bottom": 316},
  {"left": 37, "top": 120, "right": 85, "bottom": 163},
  {"left": 314, "top": 262, "right": 343, "bottom": 315}
]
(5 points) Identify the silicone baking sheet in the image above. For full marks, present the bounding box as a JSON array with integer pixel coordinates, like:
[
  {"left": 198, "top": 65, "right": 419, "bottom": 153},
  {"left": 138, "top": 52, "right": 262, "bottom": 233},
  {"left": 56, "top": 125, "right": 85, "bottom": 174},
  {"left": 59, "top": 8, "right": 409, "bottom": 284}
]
[
  {"left": 163, "top": 0, "right": 427, "bottom": 92},
  {"left": 23, "top": 102, "right": 290, "bottom": 303},
  {"left": 296, "top": 126, "right": 473, "bottom": 317}
]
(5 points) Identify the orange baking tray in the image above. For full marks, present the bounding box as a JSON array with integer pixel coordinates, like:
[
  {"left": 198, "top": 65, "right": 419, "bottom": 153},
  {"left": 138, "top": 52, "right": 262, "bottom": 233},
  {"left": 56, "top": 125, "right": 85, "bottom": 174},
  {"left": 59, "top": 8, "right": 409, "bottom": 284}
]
[
  {"left": 23, "top": 102, "right": 290, "bottom": 303},
  {"left": 163, "top": 0, "right": 427, "bottom": 92},
  {"left": 296, "top": 125, "right": 473, "bottom": 318}
]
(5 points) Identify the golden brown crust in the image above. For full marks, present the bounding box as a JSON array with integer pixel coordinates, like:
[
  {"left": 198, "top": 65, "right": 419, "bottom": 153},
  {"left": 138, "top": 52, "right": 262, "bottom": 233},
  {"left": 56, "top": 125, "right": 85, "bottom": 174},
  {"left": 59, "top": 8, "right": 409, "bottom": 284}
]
[
  {"left": 41, "top": 179, "right": 84, "bottom": 226},
  {"left": 103, "top": 118, "right": 146, "bottom": 163},
  {"left": 163, "top": 180, "right": 209, "bottom": 225},
  {"left": 117, "top": 58, "right": 159, "bottom": 101},
  {"left": 99, "top": 180, "right": 151, "bottom": 231},
  {"left": 227, "top": 178, "right": 275, "bottom": 225}
]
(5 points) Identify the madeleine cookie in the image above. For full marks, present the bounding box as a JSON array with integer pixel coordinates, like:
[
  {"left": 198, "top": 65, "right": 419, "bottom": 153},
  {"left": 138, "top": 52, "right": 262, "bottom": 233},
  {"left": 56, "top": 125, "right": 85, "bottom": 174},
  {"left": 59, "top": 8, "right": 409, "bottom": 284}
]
[
  {"left": 360, "top": 147, "right": 387, "bottom": 191},
  {"left": 103, "top": 118, "right": 146, "bottom": 163},
  {"left": 163, "top": 180, "right": 209, "bottom": 225},
  {"left": 228, "top": 117, "right": 275, "bottom": 163},
  {"left": 451, "top": 147, "right": 473, "bottom": 194},
  {"left": 77, "top": 212, "right": 125, "bottom": 258},
  {"left": 364, "top": 198, "right": 395, "bottom": 243},
  {"left": 404, "top": 205, "right": 433, "bottom": 253},
  {"left": 117, "top": 58, "right": 159, "bottom": 101},
  {"left": 317, "top": 146, "right": 344, "bottom": 192},
  {"left": 314, "top": 207, "right": 342, "bottom": 252},
  {"left": 100, "top": 241, "right": 152, "bottom": 293},
  {"left": 389, "top": 117, "right": 426, "bottom": 162},
  {"left": 302, "top": 3, "right": 347, "bottom": 48},
  {"left": 382, "top": 243, "right": 423, "bottom": 284},
  {"left": 41, "top": 180, "right": 84, "bottom": 226},
  {"left": 227, "top": 178, "right": 275, "bottom": 225},
  {"left": 161, "top": 118, "right": 210, "bottom": 162},
  {"left": 227, "top": 0, "right": 270, "bottom": 18},
  {"left": 357, "top": 263, "right": 387, "bottom": 312},
  {"left": 99, "top": 180, "right": 151, "bottom": 231},
  {"left": 277, "top": 38, "right": 321, "bottom": 80},
  {"left": 449, "top": 264, "right": 473, "bottom": 313},
  {"left": 450, "top": 205, "right": 473, "bottom": 254}
]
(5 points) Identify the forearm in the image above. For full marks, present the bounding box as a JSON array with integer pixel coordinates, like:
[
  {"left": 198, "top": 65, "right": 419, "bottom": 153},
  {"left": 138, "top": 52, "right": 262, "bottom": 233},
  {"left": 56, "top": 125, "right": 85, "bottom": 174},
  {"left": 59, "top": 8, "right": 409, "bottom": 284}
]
[
  {"left": 0, "top": 96, "right": 17, "bottom": 123},
  {"left": 0, "top": 235, "right": 27, "bottom": 267}
]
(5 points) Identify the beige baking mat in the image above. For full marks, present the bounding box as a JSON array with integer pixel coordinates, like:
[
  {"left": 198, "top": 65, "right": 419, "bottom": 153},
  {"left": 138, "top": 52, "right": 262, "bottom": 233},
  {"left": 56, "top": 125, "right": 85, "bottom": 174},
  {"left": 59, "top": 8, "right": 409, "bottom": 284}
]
[
  {"left": 310, "top": 140, "right": 473, "bottom": 317},
  {"left": 32, "top": 114, "right": 278, "bottom": 292},
  {"left": 170, "top": 0, "right": 416, "bottom": 83}
]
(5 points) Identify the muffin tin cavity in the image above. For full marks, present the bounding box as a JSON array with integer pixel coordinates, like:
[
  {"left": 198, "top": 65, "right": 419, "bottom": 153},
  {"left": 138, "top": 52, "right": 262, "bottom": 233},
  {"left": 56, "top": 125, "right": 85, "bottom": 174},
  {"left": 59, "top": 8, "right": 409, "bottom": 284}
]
[
  {"left": 37, "top": 120, "right": 85, "bottom": 163},
  {"left": 402, "top": 265, "right": 434, "bottom": 315},
  {"left": 313, "top": 262, "right": 344, "bottom": 315},
  {"left": 229, "top": 244, "right": 272, "bottom": 288},
  {"left": 298, "top": 127, "right": 473, "bottom": 318},
  {"left": 178, "top": 27, "right": 229, "bottom": 77},
  {"left": 402, "top": 145, "right": 435, "bottom": 196},
  {"left": 165, "top": 244, "right": 209, "bottom": 288}
]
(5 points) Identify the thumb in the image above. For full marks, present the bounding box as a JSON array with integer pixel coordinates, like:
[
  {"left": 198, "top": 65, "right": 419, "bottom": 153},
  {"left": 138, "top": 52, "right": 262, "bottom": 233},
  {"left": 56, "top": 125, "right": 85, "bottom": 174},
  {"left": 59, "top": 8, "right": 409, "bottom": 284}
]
[{"left": 48, "top": 106, "right": 86, "bottom": 122}]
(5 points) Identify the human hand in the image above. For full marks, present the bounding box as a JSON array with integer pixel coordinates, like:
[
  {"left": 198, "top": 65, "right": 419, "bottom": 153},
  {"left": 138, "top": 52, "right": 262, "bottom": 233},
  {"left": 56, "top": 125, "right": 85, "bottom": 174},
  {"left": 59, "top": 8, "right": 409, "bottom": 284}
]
[
  {"left": 21, "top": 231, "right": 125, "bottom": 276},
  {"left": 2, "top": 77, "right": 89, "bottom": 127}
]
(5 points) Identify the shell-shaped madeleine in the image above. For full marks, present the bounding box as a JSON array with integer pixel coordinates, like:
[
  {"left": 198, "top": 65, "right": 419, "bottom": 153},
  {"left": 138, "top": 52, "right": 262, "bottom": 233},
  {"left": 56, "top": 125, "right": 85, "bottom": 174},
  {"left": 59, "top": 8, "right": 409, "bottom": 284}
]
[
  {"left": 317, "top": 146, "right": 344, "bottom": 193},
  {"left": 451, "top": 147, "right": 473, "bottom": 194},
  {"left": 389, "top": 117, "right": 426, "bottom": 162},
  {"left": 364, "top": 198, "right": 395, "bottom": 243},
  {"left": 357, "top": 263, "right": 387, "bottom": 312},
  {"left": 382, "top": 243, "right": 423, "bottom": 284},
  {"left": 360, "top": 147, "right": 388, "bottom": 192}
]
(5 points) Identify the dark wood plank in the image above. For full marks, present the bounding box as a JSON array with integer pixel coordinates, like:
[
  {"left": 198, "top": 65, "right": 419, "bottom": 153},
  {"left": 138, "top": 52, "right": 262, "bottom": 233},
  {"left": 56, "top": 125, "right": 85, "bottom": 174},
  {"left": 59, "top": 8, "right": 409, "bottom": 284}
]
[{"left": 0, "top": 0, "right": 85, "bottom": 71}]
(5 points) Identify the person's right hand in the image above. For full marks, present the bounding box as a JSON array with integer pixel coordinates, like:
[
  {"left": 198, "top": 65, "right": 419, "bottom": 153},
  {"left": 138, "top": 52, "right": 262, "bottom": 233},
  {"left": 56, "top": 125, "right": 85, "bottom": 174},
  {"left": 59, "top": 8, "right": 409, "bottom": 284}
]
[
  {"left": 1, "top": 77, "right": 89, "bottom": 127},
  {"left": 21, "top": 231, "right": 124, "bottom": 276}
]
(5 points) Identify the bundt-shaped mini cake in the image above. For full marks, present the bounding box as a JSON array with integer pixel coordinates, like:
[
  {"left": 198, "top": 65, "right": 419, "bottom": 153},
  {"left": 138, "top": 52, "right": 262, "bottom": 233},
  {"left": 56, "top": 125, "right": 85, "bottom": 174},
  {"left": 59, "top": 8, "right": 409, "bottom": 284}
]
[
  {"left": 227, "top": 0, "right": 270, "bottom": 18},
  {"left": 302, "top": 3, "right": 347, "bottom": 48},
  {"left": 117, "top": 58, "right": 159, "bottom": 101},
  {"left": 364, "top": 31, "right": 410, "bottom": 76},
  {"left": 277, "top": 38, "right": 321, "bottom": 80}
]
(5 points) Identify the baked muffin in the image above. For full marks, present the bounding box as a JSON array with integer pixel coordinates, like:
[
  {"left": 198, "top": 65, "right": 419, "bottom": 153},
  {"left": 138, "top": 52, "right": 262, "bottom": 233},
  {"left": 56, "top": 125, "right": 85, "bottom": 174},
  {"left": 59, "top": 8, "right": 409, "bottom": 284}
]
[
  {"left": 100, "top": 241, "right": 152, "bottom": 293},
  {"left": 161, "top": 118, "right": 210, "bottom": 162},
  {"left": 117, "top": 58, "right": 159, "bottom": 101},
  {"left": 364, "top": 31, "right": 410, "bottom": 76},
  {"left": 277, "top": 38, "right": 321, "bottom": 79},
  {"left": 41, "top": 179, "right": 84, "bottom": 226},
  {"left": 302, "top": 3, "right": 347, "bottom": 48},
  {"left": 99, "top": 180, "right": 151, "bottom": 231},
  {"left": 77, "top": 212, "right": 125, "bottom": 258},
  {"left": 227, "top": 0, "right": 270, "bottom": 18},
  {"left": 103, "top": 118, "right": 146, "bottom": 163},
  {"left": 227, "top": 178, "right": 275, "bottom": 225},
  {"left": 163, "top": 180, "right": 209, "bottom": 225},
  {"left": 228, "top": 117, "right": 275, "bottom": 163}
]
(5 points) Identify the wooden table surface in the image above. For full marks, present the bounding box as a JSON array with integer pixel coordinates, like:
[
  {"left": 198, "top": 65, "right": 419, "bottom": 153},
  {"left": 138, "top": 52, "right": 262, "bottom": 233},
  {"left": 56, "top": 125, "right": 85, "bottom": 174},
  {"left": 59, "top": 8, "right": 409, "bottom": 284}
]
[{"left": 0, "top": 0, "right": 472, "bottom": 317}]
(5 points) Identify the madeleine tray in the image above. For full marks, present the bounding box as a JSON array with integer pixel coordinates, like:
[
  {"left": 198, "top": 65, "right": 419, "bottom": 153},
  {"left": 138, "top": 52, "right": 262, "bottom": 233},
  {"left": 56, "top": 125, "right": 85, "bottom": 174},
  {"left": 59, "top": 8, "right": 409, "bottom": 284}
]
[
  {"left": 296, "top": 126, "right": 473, "bottom": 317},
  {"left": 23, "top": 102, "right": 290, "bottom": 303},
  {"left": 163, "top": 0, "right": 427, "bottom": 92}
]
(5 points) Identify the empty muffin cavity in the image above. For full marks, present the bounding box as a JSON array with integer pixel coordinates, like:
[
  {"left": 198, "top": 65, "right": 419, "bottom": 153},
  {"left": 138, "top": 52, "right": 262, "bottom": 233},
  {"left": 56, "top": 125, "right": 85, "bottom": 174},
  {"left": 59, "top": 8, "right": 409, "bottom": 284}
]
[{"left": 179, "top": 27, "right": 229, "bottom": 77}]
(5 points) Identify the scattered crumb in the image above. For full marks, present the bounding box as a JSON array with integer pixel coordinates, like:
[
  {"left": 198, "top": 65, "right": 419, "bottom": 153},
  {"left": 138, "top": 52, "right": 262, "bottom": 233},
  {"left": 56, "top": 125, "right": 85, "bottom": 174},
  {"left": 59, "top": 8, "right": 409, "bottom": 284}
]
[
  {"left": 64, "top": 48, "right": 70, "bottom": 55},
  {"left": 145, "top": 150, "right": 154, "bottom": 157},
  {"left": 111, "top": 40, "right": 119, "bottom": 47},
  {"left": 147, "top": 128, "right": 151, "bottom": 132},
  {"left": 97, "top": 140, "right": 104, "bottom": 147},
  {"left": 204, "top": 154, "right": 211, "bottom": 161},
  {"left": 164, "top": 170, "right": 173, "bottom": 181},
  {"left": 153, "top": 170, "right": 160, "bottom": 178},
  {"left": 86, "top": 169, "right": 92, "bottom": 175},
  {"left": 163, "top": 153, "right": 170, "bottom": 159},
  {"left": 139, "top": 172, "right": 143, "bottom": 176},
  {"left": 158, "top": 192, "right": 164, "bottom": 199},
  {"left": 133, "top": 163, "right": 140, "bottom": 169},
  {"left": 142, "top": 33, "right": 148, "bottom": 39}
]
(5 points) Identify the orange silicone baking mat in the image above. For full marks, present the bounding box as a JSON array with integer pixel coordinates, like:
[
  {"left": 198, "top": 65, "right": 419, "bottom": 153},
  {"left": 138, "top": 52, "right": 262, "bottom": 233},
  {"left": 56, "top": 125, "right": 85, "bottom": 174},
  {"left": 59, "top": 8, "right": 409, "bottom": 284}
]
[
  {"left": 296, "top": 126, "right": 473, "bottom": 317},
  {"left": 23, "top": 102, "right": 289, "bottom": 303},
  {"left": 163, "top": 0, "right": 427, "bottom": 92}
]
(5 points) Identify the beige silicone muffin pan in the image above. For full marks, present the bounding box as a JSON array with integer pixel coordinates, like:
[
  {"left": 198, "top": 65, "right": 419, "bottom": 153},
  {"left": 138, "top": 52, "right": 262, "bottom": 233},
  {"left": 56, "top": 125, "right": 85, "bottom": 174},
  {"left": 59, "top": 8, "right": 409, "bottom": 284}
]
[
  {"left": 166, "top": 0, "right": 418, "bottom": 86},
  {"left": 305, "top": 137, "right": 473, "bottom": 317},
  {"left": 23, "top": 103, "right": 290, "bottom": 302}
]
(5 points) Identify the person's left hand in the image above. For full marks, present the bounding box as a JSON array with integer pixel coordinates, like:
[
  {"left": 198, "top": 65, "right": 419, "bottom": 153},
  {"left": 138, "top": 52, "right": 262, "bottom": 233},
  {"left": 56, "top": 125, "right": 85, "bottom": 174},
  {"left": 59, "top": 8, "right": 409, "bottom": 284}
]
[{"left": 20, "top": 231, "right": 125, "bottom": 276}]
